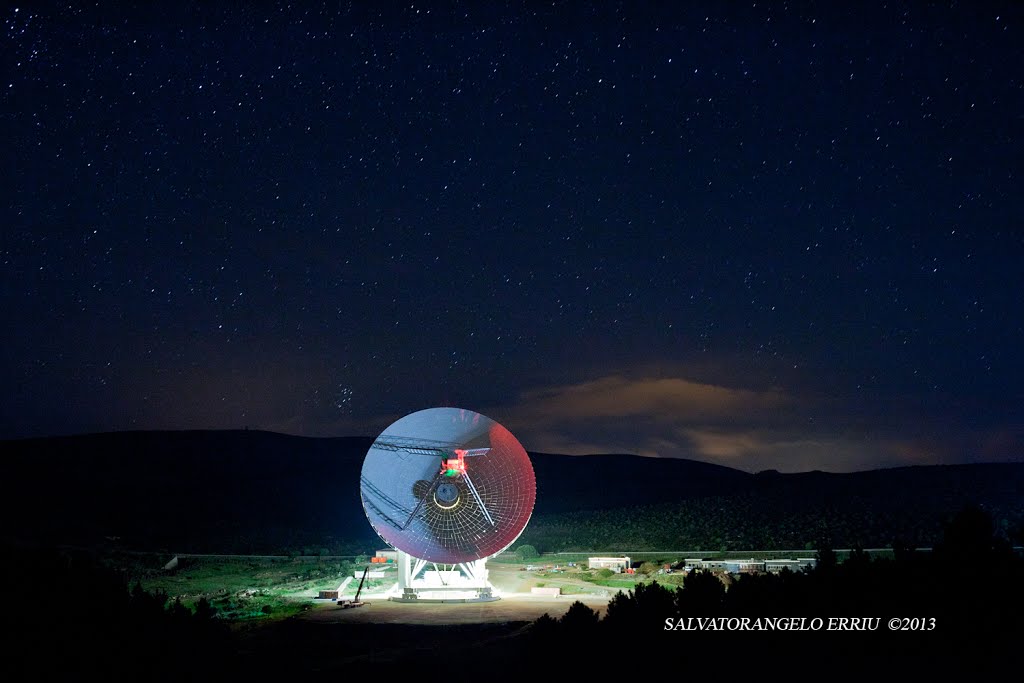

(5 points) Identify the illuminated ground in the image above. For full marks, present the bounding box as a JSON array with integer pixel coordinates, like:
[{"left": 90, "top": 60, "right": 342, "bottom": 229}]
[
  {"left": 300, "top": 562, "right": 611, "bottom": 624},
  {"left": 225, "top": 563, "right": 613, "bottom": 670},
  {"left": 301, "top": 593, "right": 608, "bottom": 624}
]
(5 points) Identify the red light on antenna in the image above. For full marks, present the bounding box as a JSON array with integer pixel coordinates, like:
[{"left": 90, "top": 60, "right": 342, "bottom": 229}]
[{"left": 442, "top": 450, "right": 467, "bottom": 475}]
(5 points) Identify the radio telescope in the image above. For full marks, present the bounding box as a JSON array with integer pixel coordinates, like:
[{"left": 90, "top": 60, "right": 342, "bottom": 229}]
[{"left": 360, "top": 407, "right": 536, "bottom": 601}]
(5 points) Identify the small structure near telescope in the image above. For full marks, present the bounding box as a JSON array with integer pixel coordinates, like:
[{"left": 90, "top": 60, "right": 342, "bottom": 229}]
[
  {"left": 588, "top": 556, "right": 632, "bottom": 573},
  {"left": 359, "top": 407, "right": 536, "bottom": 602},
  {"left": 373, "top": 549, "right": 398, "bottom": 563}
]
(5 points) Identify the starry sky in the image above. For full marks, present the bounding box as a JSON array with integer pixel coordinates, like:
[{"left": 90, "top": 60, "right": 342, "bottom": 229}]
[{"left": 3, "top": 2, "right": 1022, "bottom": 472}]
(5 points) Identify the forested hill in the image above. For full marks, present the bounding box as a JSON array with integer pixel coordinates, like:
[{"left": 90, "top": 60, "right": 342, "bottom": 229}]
[
  {"left": 523, "top": 458, "right": 1024, "bottom": 552},
  {"left": 2, "top": 430, "right": 1021, "bottom": 553}
]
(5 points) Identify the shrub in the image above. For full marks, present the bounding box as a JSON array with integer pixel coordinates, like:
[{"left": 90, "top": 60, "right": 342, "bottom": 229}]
[{"left": 516, "top": 544, "right": 539, "bottom": 561}]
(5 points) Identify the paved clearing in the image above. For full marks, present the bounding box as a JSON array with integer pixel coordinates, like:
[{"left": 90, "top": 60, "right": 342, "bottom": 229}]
[
  {"left": 296, "top": 561, "right": 613, "bottom": 625},
  {"left": 300, "top": 592, "right": 609, "bottom": 625}
]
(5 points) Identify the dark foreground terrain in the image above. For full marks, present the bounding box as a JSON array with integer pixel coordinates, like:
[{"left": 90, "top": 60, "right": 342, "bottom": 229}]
[
  {"left": 7, "top": 509, "right": 1023, "bottom": 679},
  {"left": 4, "top": 430, "right": 1022, "bottom": 676},
  {"left": 9, "top": 544, "right": 1024, "bottom": 679}
]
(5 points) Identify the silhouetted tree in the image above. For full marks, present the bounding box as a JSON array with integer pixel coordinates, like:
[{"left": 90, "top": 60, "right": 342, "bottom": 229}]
[
  {"left": 677, "top": 570, "right": 724, "bottom": 614},
  {"left": 634, "top": 581, "right": 677, "bottom": 621},
  {"left": 891, "top": 537, "right": 917, "bottom": 565},
  {"left": 169, "top": 597, "right": 191, "bottom": 621},
  {"left": 846, "top": 545, "right": 870, "bottom": 570},
  {"left": 194, "top": 596, "right": 216, "bottom": 621},
  {"left": 130, "top": 581, "right": 168, "bottom": 621},
  {"left": 815, "top": 543, "right": 837, "bottom": 572},
  {"left": 726, "top": 571, "right": 784, "bottom": 614},
  {"left": 931, "top": 506, "right": 1021, "bottom": 639},
  {"left": 937, "top": 505, "right": 998, "bottom": 559},
  {"left": 603, "top": 589, "right": 639, "bottom": 628},
  {"left": 560, "top": 600, "right": 600, "bottom": 632},
  {"left": 531, "top": 612, "right": 558, "bottom": 639}
]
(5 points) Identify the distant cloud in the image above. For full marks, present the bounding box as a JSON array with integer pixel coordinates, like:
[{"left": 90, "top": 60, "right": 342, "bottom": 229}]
[
  {"left": 514, "top": 375, "right": 790, "bottom": 425},
  {"left": 120, "top": 357, "right": 1017, "bottom": 474},
  {"left": 484, "top": 372, "right": 1019, "bottom": 473}
]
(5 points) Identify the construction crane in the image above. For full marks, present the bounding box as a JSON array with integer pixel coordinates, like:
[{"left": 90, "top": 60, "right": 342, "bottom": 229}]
[{"left": 339, "top": 566, "right": 370, "bottom": 609}]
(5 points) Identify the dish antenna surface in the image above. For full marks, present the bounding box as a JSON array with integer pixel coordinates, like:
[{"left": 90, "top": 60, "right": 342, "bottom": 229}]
[{"left": 360, "top": 407, "right": 536, "bottom": 601}]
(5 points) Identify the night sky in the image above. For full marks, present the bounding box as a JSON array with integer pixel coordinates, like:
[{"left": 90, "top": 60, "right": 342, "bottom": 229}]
[{"left": 3, "top": 2, "right": 1022, "bottom": 472}]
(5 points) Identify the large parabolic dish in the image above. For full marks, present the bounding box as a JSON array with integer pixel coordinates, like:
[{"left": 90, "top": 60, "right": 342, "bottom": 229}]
[{"left": 360, "top": 407, "right": 536, "bottom": 565}]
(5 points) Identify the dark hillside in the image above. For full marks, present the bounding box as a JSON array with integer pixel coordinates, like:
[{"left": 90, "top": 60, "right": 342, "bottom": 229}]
[{"left": 3, "top": 430, "right": 1021, "bottom": 553}]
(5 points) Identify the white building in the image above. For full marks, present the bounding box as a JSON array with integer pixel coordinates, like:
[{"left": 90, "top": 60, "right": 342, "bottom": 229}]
[{"left": 588, "top": 556, "right": 631, "bottom": 572}]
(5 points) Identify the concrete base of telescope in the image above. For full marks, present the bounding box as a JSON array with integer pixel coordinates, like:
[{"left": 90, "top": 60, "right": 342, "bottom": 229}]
[
  {"left": 389, "top": 550, "right": 499, "bottom": 602},
  {"left": 389, "top": 593, "right": 500, "bottom": 604}
]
